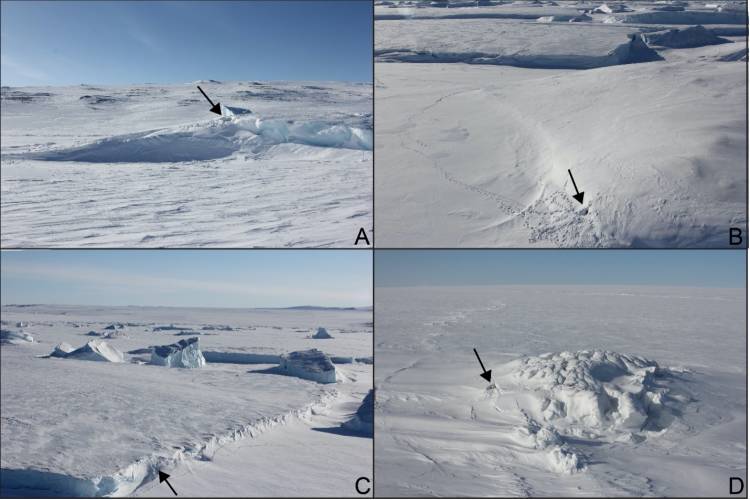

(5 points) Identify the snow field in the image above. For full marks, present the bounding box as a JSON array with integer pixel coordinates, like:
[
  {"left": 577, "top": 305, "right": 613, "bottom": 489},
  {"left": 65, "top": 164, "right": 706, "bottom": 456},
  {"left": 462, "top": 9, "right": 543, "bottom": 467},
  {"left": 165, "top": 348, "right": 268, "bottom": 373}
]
[
  {"left": 0, "top": 305, "right": 372, "bottom": 497},
  {"left": 375, "top": 1, "right": 747, "bottom": 247},
  {"left": 375, "top": 285, "right": 746, "bottom": 496},
  {"left": 1, "top": 81, "right": 372, "bottom": 247}
]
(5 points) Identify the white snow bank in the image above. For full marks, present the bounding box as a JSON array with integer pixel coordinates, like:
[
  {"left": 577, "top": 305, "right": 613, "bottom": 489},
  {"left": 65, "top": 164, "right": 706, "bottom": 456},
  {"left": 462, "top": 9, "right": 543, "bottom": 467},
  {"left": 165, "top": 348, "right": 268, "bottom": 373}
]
[
  {"left": 280, "top": 349, "right": 337, "bottom": 384},
  {"left": 342, "top": 389, "right": 374, "bottom": 436},
  {"left": 62, "top": 339, "right": 124, "bottom": 363},
  {"left": 150, "top": 337, "right": 206, "bottom": 368},
  {"left": 312, "top": 327, "right": 334, "bottom": 339},
  {"left": 643, "top": 25, "right": 730, "bottom": 48},
  {"left": 0, "top": 329, "right": 34, "bottom": 344}
]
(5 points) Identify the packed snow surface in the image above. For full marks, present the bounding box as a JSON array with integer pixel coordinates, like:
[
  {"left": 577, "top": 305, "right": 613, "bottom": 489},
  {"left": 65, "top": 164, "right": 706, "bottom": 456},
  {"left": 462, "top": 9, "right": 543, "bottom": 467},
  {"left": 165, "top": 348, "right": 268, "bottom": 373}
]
[
  {"left": 1, "top": 304, "right": 372, "bottom": 497},
  {"left": 280, "top": 349, "right": 338, "bottom": 384},
  {"left": 1, "top": 81, "right": 372, "bottom": 247},
  {"left": 150, "top": 337, "right": 206, "bottom": 368},
  {"left": 375, "top": 1, "right": 747, "bottom": 247},
  {"left": 375, "top": 285, "right": 746, "bottom": 496}
]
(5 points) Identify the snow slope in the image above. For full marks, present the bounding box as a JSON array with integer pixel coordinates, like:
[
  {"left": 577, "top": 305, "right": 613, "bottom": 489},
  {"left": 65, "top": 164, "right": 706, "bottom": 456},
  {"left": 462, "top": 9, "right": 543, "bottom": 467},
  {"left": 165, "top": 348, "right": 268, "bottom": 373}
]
[
  {"left": 375, "top": 1, "right": 747, "bottom": 247},
  {"left": 375, "top": 285, "right": 746, "bottom": 496},
  {"left": 1, "top": 81, "right": 372, "bottom": 247},
  {"left": 0, "top": 304, "right": 372, "bottom": 497}
]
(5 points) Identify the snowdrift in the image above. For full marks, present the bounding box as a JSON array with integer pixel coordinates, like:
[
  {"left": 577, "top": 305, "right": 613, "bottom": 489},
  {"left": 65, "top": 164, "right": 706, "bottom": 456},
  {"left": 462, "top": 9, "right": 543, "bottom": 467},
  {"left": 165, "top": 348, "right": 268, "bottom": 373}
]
[
  {"left": 0, "top": 329, "right": 34, "bottom": 344},
  {"left": 312, "top": 327, "right": 333, "bottom": 339},
  {"left": 280, "top": 349, "right": 337, "bottom": 384},
  {"left": 150, "top": 337, "right": 206, "bottom": 368},
  {"left": 643, "top": 25, "right": 730, "bottom": 48},
  {"left": 50, "top": 342, "right": 74, "bottom": 358},
  {"left": 59, "top": 339, "right": 124, "bottom": 363},
  {"left": 23, "top": 113, "right": 372, "bottom": 164}
]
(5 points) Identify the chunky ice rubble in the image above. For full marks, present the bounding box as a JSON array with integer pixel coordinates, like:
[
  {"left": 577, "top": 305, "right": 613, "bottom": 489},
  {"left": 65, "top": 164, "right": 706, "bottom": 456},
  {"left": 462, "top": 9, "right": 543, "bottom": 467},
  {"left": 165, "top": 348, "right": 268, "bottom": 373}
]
[
  {"left": 500, "top": 350, "right": 666, "bottom": 437},
  {"left": 280, "top": 349, "right": 337, "bottom": 384},
  {"left": 150, "top": 337, "right": 206, "bottom": 368},
  {"left": 61, "top": 339, "right": 124, "bottom": 363},
  {"left": 312, "top": 327, "right": 334, "bottom": 339},
  {"left": 0, "top": 329, "right": 34, "bottom": 344}
]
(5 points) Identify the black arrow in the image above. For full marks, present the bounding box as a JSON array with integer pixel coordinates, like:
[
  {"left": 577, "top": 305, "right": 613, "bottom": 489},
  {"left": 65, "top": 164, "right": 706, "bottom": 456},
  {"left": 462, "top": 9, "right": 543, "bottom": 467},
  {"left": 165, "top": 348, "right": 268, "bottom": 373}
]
[
  {"left": 196, "top": 85, "right": 222, "bottom": 115},
  {"left": 567, "top": 169, "right": 585, "bottom": 204},
  {"left": 473, "top": 348, "right": 492, "bottom": 383},
  {"left": 158, "top": 471, "right": 177, "bottom": 496}
]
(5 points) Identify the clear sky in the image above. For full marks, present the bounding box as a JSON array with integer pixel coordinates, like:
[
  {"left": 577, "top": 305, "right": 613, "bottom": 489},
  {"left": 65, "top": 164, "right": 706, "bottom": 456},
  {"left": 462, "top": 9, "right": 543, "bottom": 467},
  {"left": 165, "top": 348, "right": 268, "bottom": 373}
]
[
  {"left": 0, "top": 0, "right": 372, "bottom": 86},
  {"left": 1, "top": 250, "right": 372, "bottom": 308},
  {"left": 376, "top": 250, "right": 746, "bottom": 288}
]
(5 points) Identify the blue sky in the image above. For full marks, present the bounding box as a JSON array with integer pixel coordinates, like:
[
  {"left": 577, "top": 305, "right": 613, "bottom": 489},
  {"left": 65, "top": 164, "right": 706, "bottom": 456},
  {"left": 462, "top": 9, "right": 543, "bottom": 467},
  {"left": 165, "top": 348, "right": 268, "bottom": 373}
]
[
  {"left": 1, "top": 250, "right": 372, "bottom": 308},
  {"left": 0, "top": 1, "right": 372, "bottom": 86},
  {"left": 376, "top": 250, "right": 746, "bottom": 288}
]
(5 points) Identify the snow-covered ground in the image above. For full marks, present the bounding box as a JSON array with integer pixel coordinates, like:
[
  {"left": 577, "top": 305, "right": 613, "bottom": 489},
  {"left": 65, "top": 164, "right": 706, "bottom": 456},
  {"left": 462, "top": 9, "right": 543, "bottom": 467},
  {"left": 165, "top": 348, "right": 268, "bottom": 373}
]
[
  {"left": 375, "top": 285, "right": 746, "bottom": 496},
  {"left": 375, "top": 1, "right": 747, "bottom": 247},
  {"left": 1, "top": 81, "right": 372, "bottom": 247},
  {"left": 0, "top": 304, "right": 372, "bottom": 497}
]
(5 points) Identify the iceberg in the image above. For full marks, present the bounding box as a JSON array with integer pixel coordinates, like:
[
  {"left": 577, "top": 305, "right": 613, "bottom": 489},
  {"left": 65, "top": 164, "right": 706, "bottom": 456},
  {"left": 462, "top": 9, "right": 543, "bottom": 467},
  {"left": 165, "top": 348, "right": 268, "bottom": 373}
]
[
  {"left": 0, "top": 329, "right": 34, "bottom": 344},
  {"left": 343, "top": 390, "right": 374, "bottom": 436},
  {"left": 279, "top": 349, "right": 337, "bottom": 384},
  {"left": 64, "top": 339, "right": 124, "bottom": 363},
  {"left": 312, "top": 327, "right": 333, "bottom": 339},
  {"left": 150, "top": 337, "right": 206, "bottom": 368}
]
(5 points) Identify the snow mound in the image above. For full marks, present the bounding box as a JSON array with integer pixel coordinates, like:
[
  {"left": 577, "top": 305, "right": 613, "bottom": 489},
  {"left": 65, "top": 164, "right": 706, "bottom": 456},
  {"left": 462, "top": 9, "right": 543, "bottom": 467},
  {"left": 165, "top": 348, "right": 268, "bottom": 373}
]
[
  {"left": 279, "top": 349, "right": 337, "bottom": 384},
  {"left": 63, "top": 339, "right": 124, "bottom": 363},
  {"left": 719, "top": 47, "right": 748, "bottom": 61},
  {"left": 643, "top": 25, "right": 731, "bottom": 48},
  {"left": 0, "top": 329, "right": 34, "bottom": 344},
  {"left": 342, "top": 389, "right": 374, "bottom": 436},
  {"left": 312, "top": 327, "right": 334, "bottom": 339},
  {"left": 150, "top": 337, "right": 206, "bottom": 368},
  {"left": 500, "top": 351, "right": 668, "bottom": 438}
]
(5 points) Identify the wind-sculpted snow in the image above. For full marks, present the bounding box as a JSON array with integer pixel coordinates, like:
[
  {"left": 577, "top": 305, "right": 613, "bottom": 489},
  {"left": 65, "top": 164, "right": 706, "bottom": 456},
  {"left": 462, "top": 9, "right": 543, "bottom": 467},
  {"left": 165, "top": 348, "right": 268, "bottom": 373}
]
[
  {"left": 1, "top": 81, "right": 372, "bottom": 247},
  {"left": 150, "top": 337, "right": 206, "bottom": 368}
]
